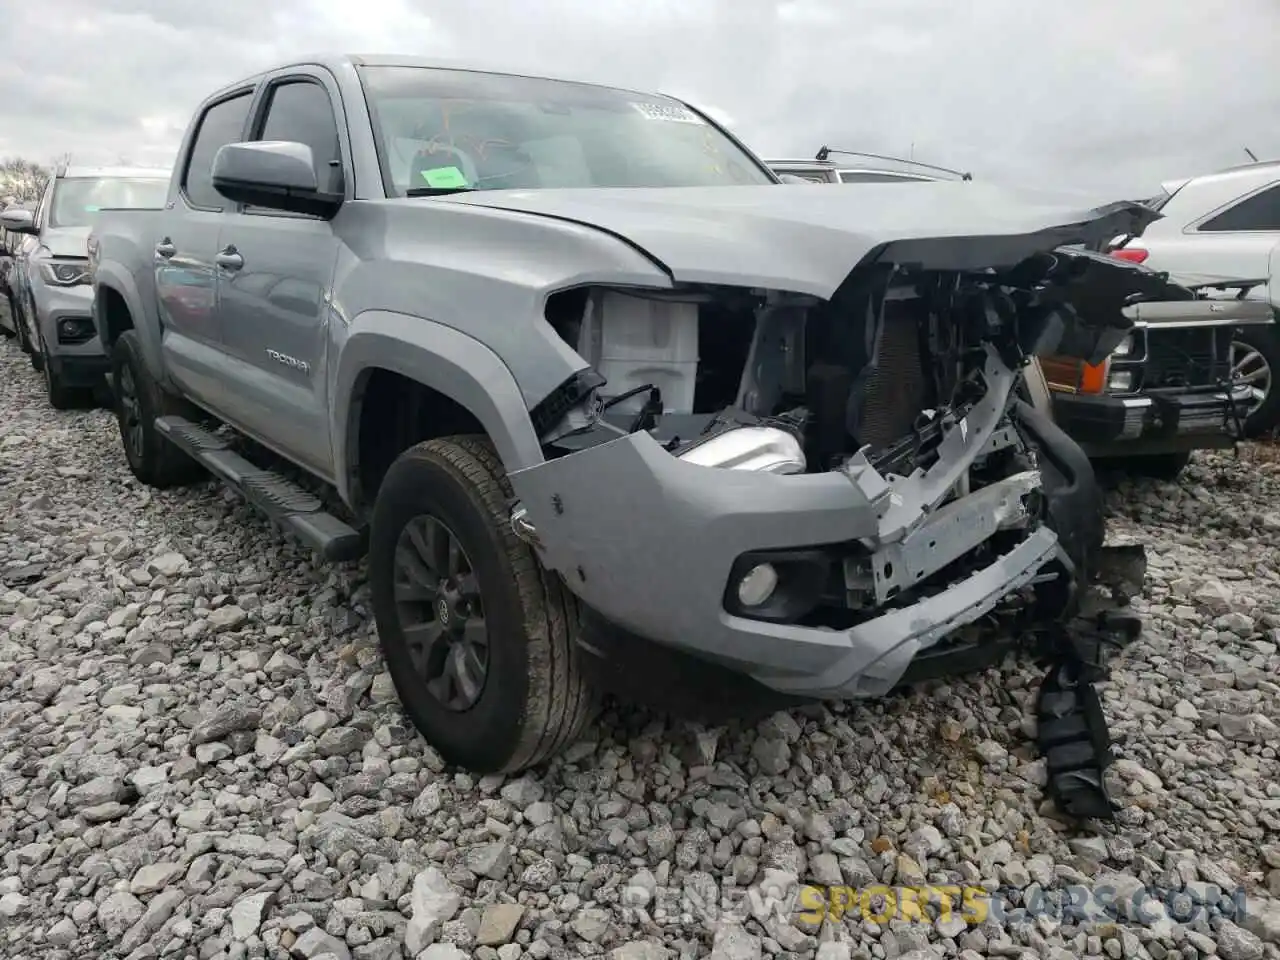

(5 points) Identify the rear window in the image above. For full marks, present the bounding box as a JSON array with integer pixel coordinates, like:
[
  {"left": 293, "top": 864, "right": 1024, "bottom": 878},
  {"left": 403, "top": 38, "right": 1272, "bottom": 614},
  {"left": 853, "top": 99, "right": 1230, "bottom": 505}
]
[
  {"left": 775, "top": 171, "right": 830, "bottom": 183},
  {"left": 837, "top": 171, "right": 931, "bottom": 184},
  {"left": 1199, "top": 183, "right": 1280, "bottom": 232},
  {"left": 49, "top": 177, "right": 169, "bottom": 228}
]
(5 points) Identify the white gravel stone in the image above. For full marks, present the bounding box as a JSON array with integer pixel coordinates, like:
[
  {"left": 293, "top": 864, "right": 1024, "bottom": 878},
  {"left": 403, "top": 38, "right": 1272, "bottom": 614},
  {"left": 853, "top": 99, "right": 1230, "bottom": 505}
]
[{"left": 1, "top": 342, "right": 1279, "bottom": 959}]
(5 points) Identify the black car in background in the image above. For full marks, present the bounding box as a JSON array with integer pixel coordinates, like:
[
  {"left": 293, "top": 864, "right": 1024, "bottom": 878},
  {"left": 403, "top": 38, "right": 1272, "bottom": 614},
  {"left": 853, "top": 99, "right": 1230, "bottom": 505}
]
[{"left": 1037, "top": 279, "right": 1274, "bottom": 478}]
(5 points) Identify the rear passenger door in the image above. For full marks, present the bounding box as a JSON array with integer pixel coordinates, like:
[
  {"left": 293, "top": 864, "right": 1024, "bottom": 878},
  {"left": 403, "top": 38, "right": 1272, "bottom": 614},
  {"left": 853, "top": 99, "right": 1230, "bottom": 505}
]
[
  {"left": 159, "top": 87, "right": 255, "bottom": 408},
  {"left": 212, "top": 69, "right": 347, "bottom": 479},
  {"left": 1171, "top": 182, "right": 1280, "bottom": 286}
]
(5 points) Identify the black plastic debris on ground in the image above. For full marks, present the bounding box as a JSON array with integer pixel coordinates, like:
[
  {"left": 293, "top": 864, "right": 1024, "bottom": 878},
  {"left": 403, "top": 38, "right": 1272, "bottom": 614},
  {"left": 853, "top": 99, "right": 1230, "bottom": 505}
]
[{"left": 1035, "top": 543, "right": 1147, "bottom": 821}]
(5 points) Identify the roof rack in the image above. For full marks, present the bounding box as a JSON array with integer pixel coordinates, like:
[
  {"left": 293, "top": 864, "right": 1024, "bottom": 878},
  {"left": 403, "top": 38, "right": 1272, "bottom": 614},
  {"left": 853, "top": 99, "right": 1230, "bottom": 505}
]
[{"left": 814, "top": 146, "right": 973, "bottom": 181}]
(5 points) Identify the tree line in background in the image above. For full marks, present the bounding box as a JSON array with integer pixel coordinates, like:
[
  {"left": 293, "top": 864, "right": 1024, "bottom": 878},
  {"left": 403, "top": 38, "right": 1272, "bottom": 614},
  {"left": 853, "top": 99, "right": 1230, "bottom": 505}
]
[{"left": 0, "top": 158, "right": 51, "bottom": 206}]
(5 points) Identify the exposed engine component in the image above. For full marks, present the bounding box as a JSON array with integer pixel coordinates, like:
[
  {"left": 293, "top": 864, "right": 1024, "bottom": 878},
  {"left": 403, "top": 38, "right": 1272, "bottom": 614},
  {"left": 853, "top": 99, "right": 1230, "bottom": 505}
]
[
  {"left": 856, "top": 298, "right": 931, "bottom": 449},
  {"left": 576, "top": 289, "right": 701, "bottom": 418},
  {"left": 674, "top": 424, "right": 807, "bottom": 474}
]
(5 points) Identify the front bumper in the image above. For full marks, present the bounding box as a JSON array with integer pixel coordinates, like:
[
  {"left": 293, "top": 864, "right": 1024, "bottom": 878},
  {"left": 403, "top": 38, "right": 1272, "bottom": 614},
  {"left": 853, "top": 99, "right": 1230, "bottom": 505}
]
[
  {"left": 32, "top": 279, "right": 107, "bottom": 383},
  {"left": 509, "top": 351, "right": 1067, "bottom": 700},
  {"left": 1051, "top": 383, "right": 1250, "bottom": 457}
]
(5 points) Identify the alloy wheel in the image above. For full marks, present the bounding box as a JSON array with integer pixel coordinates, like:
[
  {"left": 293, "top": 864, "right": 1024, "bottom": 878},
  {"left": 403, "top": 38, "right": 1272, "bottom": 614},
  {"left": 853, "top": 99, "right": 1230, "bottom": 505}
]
[
  {"left": 1230, "top": 339, "right": 1273, "bottom": 416},
  {"left": 117, "top": 363, "right": 145, "bottom": 462},
  {"left": 392, "top": 514, "right": 490, "bottom": 711}
]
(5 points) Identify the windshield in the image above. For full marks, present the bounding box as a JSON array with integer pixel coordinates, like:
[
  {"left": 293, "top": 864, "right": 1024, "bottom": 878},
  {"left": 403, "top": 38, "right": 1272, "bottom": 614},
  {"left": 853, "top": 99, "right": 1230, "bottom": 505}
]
[
  {"left": 49, "top": 177, "right": 169, "bottom": 228},
  {"left": 358, "top": 65, "right": 775, "bottom": 196}
]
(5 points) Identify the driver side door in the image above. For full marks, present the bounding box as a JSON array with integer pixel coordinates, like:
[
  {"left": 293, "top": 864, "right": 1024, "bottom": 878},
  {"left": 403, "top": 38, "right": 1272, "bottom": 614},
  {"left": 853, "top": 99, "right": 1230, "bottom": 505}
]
[{"left": 211, "top": 69, "right": 347, "bottom": 479}]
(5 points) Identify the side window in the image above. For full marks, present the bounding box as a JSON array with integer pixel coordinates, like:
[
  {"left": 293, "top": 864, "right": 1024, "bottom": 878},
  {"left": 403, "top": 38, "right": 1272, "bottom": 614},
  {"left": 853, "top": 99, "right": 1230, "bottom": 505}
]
[
  {"left": 1199, "top": 184, "right": 1280, "bottom": 232},
  {"left": 184, "top": 92, "right": 254, "bottom": 210},
  {"left": 257, "top": 81, "right": 344, "bottom": 195}
]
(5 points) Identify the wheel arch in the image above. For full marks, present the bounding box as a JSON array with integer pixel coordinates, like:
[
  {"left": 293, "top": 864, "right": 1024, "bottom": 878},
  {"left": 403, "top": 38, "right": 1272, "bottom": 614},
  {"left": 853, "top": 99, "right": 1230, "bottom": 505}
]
[
  {"left": 334, "top": 310, "right": 546, "bottom": 514},
  {"left": 92, "top": 265, "right": 167, "bottom": 384}
]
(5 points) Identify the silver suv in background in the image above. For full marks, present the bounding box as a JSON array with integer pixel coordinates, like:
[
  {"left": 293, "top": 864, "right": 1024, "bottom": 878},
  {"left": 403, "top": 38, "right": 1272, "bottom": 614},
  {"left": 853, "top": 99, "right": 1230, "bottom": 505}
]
[
  {"left": 768, "top": 148, "right": 972, "bottom": 185},
  {"left": 0, "top": 165, "right": 170, "bottom": 408},
  {"left": 768, "top": 158, "right": 941, "bottom": 184}
]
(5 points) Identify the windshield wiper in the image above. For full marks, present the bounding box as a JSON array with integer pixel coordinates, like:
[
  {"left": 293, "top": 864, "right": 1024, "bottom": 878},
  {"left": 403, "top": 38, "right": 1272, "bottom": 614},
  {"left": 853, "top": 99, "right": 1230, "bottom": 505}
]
[{"left": 405, "top": 186, "right": 477, "bottom": 197}]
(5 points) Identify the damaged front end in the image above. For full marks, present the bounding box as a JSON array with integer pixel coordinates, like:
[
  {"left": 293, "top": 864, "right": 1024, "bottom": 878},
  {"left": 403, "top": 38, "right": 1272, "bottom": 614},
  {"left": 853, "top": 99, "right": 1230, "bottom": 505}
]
[{"left": 509, "top": 235, "right": 1157, "bottom": 819}]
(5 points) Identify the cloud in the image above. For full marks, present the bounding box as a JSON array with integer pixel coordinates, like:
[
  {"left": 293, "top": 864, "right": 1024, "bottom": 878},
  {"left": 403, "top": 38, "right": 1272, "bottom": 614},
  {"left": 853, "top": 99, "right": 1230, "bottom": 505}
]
[{"left": 1, "top": 0, "right": 1276, "bottom": 196}]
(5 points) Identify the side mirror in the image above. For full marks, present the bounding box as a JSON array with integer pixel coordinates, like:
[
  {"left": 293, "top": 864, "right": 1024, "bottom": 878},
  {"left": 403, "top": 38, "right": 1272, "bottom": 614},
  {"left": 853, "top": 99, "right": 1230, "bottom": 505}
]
[
  {"left": 211, "top": 141, "right": 342, "bottom": 219},
  {"left": 0, "top": 207, "right": 36, "bottom": 234}
]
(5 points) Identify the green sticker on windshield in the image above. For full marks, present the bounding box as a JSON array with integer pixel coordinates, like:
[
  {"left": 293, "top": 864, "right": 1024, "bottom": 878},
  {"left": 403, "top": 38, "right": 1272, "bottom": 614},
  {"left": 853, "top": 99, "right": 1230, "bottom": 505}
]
[{"left": 420, "top": 166, "right": 468, "bottom": 188}]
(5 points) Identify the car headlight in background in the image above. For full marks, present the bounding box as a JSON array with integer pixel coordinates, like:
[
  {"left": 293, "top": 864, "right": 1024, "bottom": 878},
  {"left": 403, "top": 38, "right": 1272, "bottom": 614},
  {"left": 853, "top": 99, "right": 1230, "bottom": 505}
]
[
  {"left": 1111, "top": 334, "right": 1135, "bottom": 358},
  {"left": 1107, "top": 369, "right": 1135, "bottom": 392},
  {"left": 37, "top": 259, "right": 90, "bottom": 287}
]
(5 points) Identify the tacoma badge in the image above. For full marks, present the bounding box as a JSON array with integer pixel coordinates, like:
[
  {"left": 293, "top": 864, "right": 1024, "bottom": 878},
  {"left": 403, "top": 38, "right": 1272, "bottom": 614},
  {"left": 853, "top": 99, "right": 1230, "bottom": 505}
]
[{"left": 266, "top": 348, "right": 310, "bottom": 374}]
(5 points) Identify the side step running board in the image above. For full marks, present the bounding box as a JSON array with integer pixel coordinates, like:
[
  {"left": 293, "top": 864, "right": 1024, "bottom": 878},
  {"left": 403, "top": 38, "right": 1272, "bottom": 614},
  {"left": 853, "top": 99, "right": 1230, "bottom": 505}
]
[{"left": 155, "top": 416, "right": 365, "bottom": 562}]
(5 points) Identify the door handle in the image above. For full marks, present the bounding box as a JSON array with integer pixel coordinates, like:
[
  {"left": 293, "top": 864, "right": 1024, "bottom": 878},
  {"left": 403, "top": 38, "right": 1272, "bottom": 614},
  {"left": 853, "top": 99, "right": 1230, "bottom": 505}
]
[
  {"left": 154, "top": 239, "right": 176, "bottom": 259},
  {"left": 215, "top": 247, "right": 244, "bottom": 271}
]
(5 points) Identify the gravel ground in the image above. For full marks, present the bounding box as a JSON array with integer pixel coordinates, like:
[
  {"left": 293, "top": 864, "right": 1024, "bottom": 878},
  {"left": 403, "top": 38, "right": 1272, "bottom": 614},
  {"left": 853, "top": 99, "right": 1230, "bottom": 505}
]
[{"left": 2, "top": 334, "right": 1280, "bottom": 960}]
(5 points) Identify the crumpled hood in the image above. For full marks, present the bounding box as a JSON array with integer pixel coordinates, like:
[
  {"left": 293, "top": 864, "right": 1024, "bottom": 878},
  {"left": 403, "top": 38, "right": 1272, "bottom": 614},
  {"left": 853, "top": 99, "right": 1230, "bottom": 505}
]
[
  {"left": 39, "top": 226, "right": 92, "bottom": 259},
  {"left": 445, "top": 182, "right": 1161, "bottom": 299}
]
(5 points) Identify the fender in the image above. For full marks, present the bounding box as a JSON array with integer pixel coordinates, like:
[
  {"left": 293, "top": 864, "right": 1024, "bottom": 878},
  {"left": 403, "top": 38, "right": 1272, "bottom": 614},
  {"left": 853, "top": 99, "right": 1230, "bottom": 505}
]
[
  {"left": 333, "top": 310, "right": 546, "bottom": 507},
  {"left": 92, "top": 263, "right": 172, "bottom": 391}
]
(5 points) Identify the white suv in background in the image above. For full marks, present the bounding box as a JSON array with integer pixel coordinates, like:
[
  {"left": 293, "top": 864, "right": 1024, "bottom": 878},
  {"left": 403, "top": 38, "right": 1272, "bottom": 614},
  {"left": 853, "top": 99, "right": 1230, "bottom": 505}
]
[{"left": 1111, "top": 161, "right": 1280, "bottom": 436}]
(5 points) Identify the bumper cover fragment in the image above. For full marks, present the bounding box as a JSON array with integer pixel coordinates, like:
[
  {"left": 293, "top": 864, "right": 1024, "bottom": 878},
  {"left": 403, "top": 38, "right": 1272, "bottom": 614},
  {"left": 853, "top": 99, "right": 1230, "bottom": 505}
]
[{"left": 1033, "top": 543, "right": 1147, "bottom": 821}]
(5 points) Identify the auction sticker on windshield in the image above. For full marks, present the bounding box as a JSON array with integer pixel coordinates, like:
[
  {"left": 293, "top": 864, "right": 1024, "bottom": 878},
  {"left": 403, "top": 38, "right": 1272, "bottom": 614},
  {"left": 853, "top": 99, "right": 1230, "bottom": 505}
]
[
  {"left": 631, "top": 102, "right": 706, "bottom": 124},
  {"left": 420, "top": 166, "right": 470, "bottom": 189}
]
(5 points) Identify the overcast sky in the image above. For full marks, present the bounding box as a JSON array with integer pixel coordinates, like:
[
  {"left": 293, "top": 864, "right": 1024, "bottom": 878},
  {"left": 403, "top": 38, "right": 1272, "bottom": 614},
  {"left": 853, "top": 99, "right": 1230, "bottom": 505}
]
[{"left": 3, "top": 0, "right": 1277, "bottom": 198}]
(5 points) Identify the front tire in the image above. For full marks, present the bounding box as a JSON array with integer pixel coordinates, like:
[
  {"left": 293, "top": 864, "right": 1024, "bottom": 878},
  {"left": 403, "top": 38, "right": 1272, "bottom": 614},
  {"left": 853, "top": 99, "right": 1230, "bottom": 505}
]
[
  {"left": 369, "top": 436, "right": 596, "bottom": 773},
  {"left": 38, "top": 332, "right": 91, "bottom": 411},
  {"left": 110, "top": 331, "right": 205, "bottom": 488},
  {"left": 0, "top": 292, "right": 14, "bottom": 339},
  {"left": 1231, "top": 324, "right": 1280, "bottom": 438},
  {"left": 23, "top": 294, "right": 44, "bottom": 371},
  {"left": 9, "top": 294, "right": 33, "bottom": 356}
]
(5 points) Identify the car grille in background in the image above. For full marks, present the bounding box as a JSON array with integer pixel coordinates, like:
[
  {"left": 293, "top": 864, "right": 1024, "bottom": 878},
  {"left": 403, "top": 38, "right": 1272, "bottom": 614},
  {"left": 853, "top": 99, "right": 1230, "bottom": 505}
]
[
  {"left": 1143, "top": 328, "right": 1230, "bottom": 389},
  {"left": 859, "top": 308, "right": 927, "bottom": 449}
]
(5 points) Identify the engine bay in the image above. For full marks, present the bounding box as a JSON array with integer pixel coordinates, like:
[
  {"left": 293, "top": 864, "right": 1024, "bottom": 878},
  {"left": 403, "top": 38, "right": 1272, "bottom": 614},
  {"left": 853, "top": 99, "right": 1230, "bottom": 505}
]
[
  {"left": 533, "top": 249, "right": 1145, "bottom": 624},
  {"left": 540, "top": 248, "right": 1142, "bottom": 475}
]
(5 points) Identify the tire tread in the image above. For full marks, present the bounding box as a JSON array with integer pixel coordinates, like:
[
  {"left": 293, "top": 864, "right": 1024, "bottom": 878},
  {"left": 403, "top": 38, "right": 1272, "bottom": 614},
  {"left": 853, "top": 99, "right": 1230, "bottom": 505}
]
[
  {"left": 112, "top": 331, "right": 206, "bottom": 489},
  {"left": 392, "top": 435, "right": 595, "bottom": 773}
]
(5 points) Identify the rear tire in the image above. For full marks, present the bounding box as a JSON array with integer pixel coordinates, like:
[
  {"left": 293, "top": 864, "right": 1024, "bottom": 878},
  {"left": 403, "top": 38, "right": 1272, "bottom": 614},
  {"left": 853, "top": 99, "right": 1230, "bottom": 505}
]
[
  {"left": 369, "top": 436, "right": 597, "bottom": 773},
  {"left": 110, "top": 331, "right": 206, "bottom": 488}
]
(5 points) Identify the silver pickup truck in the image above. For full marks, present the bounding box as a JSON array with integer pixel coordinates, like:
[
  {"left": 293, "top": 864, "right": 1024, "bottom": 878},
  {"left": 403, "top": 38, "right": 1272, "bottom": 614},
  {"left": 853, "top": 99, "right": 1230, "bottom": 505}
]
[{"left": 89, "top": 54, "right": 1166, "bottom": 809}]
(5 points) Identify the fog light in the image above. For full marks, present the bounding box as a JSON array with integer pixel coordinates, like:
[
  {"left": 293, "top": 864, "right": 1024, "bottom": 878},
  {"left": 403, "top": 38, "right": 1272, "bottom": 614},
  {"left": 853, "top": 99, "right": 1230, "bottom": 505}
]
[
  {"left": 59, "top": 319, "right": 81, "bottom": 337},
  {"left": 1108, "top": 370, "right": 1134, "bottom": 392},
  {"left": 737, "top": 563, "right": 779, "bottom": 607}
]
